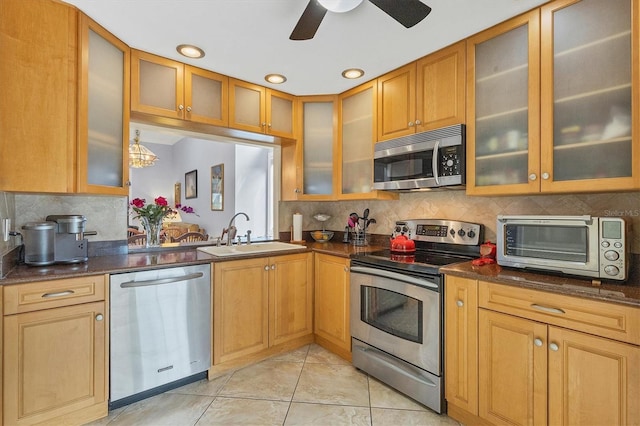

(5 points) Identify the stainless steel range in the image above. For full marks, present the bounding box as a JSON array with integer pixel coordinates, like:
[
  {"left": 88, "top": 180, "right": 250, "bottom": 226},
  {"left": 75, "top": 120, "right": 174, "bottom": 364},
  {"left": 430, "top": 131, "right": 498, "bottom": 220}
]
[{"left": 350, "top": 219, "right": 482, "bottom": 413}]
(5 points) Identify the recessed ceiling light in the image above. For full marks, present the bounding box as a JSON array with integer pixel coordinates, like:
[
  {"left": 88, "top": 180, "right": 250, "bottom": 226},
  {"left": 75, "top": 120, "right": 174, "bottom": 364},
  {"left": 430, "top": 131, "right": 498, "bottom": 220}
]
[
  {"left": 341, "top": 68, "right": 365, "bottom": 79},
  {"left": 265, "top": 74, "right": 287, "bottom": 84},
  {"left": 176, "top": 44, "right": 205, "bottom": 59}
]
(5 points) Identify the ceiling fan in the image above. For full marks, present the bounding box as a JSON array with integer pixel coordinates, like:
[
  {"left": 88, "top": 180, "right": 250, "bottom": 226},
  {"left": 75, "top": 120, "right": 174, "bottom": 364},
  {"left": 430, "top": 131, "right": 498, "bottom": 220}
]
[{"left": 290, "top": 0, "right": 432, "bottom": 41}]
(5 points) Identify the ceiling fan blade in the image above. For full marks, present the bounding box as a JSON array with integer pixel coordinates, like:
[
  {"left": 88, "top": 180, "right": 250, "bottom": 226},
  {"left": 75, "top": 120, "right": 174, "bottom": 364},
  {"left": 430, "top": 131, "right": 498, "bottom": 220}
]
[
  {"left": 290, "top": 0, "right": 328, "bottom": 40},
  {"left": 368, "top": 0, "right": 431, "bottom": 28}
]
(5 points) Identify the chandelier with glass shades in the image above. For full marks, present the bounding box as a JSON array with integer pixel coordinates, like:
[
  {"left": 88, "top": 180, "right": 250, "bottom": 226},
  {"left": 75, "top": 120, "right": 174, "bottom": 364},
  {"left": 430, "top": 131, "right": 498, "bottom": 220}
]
[{"left": 129, "top": 129, "right": 158, "bottom": 168}]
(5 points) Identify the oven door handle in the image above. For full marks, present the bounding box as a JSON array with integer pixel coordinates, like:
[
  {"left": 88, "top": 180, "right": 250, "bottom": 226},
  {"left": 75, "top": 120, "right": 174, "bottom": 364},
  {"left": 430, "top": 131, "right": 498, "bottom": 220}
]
[
  {"left": 432, "top": 139, "right": 440, "bottom": 186},
  {"left": 350, "top": 266, "right": 439, "bottom": 290}
]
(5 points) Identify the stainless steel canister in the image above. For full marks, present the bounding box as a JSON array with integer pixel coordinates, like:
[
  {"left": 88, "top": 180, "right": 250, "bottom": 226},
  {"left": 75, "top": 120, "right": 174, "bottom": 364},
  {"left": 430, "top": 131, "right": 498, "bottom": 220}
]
[{"left": 22, "top": 221, "right": 55, "bottom": 265}]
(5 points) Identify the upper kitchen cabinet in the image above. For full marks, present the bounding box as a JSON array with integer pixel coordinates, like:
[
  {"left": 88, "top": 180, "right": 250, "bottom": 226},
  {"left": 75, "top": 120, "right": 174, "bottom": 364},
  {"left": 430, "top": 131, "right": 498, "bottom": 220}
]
[
  {"left": 229, "top": 78, "right": 296, "bottom": 139},
  {"left": 539, "top": 0, "right": 638, "bottom": 193},
  {"left": 131, "top": 50, "right": 228, "bottom": 127},
  {"left": 338, "top": 81, "right": 397, "bottom": 200},
  {"left": 376, "top": 42, "right": 466, "bottom": 142},
  {"left": 294, "top": 95, "right": 339, "bottom": 200},
  {"left": 76, "top": 14, "right": 130, "bottom": 195},
  {"left": 466, "top": 10, "right": 541, "bottom": 195},
  {"left": 0, "top": 0, "right": 78, "bottom": 193},
  {"left": 468, "top": 0, "right": 639, "bottom": 195}
]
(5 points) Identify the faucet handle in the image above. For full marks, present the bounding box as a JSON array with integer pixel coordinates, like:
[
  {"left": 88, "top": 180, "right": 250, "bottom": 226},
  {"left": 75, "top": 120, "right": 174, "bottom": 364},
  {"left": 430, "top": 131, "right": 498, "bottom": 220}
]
[{"left": 246, "top": 230, "right": 252, "bottom": 245}]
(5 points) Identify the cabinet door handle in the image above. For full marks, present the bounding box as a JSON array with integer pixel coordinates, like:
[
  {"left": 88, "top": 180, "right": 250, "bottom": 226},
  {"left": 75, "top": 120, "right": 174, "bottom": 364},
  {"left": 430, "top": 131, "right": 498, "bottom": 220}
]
[
  {"left": 408, "top": 121, "right": 414, "bottom": 127},
  {"left": 344, "top": 266, "right": 349, "bottom": 272},
  {"left": 178, "top": 104, "right": 184, "bottom": 111},
  {"left": 42, "top": 290, "right": 74, "bottom": 298},
  {"left": 96, "top": 314, "right": 104, "bottom": 321},
  {"left": 531, "top": 304, "right": 565, "bottom": 315},
  {"left": 534, "top": 338, "right": 543, "bottom": 347},
  {"left": 529, "top": 173, "right": 537, "bottom": 181},
  {"left": 456, "top": 300, "right": 464, "bottom": 307},
  {"left": 264, "top": 265, "right": 270, "bottom": 271},
  {"left": 542, "top": 172, "right": 550, "bottom": 180},
  {"left": 415, "top": 119, "right": 421, "bottom": 125},
  {"left": 549, "top": 342, "right": 559, "bottom": 352},
  {"left": 271, "top": 264, "right": 276, "bottom": 270},
  {"left": 186, "top": 106, "right": 192, "bottom": 112}
]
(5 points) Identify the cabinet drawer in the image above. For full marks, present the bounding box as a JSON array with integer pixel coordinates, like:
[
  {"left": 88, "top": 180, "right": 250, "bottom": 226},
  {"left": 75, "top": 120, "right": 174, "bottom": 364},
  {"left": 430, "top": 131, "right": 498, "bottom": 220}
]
[
  {"left": 3, "top": 275, "right": 106, "bottom": 315},
  {"left": 479, "top": 281, "right": 640, "bottom": 345}
]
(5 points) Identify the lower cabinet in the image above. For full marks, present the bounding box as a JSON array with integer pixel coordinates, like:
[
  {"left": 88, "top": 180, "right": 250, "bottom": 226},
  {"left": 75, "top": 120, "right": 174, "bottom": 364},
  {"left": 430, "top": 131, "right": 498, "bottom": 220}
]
[
  {"left": 3, "top": 276, "right": 108, "bottom": 426},
  {"left": 445, "top": 276, "right": 640, "bottom": 426},
  {"left": 213, "top": 252, "right": 313, "bottom": 365},
  {"left": 314, "top": 253, "right": 351, "bottom": 360}
]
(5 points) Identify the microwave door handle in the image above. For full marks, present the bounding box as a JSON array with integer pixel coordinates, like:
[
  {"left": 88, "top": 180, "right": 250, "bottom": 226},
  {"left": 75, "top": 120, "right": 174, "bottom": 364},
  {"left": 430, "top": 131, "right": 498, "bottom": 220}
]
[
  {"left": 432, "top": 140, "right": 440, "bottom": 185},
  {"left": 350, "top": 266, "right": 439, "bottom": 290}
]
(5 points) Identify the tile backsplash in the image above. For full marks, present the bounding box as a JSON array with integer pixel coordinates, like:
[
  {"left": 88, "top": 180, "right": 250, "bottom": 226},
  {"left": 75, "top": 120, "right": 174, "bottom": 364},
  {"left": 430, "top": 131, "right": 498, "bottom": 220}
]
[{"left": 280, "top": 190, "right": 640, "bottom": 254}]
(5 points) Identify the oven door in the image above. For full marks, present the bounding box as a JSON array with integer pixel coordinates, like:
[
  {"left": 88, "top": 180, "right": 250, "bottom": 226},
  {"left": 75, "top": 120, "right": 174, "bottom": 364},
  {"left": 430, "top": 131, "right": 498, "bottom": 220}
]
[{"left": 350, "top": 265, "right": 441, "bottom": 375}]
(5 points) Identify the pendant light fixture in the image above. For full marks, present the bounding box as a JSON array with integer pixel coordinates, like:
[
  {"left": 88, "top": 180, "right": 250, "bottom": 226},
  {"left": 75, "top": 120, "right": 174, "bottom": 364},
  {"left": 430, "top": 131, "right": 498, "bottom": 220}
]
[{"left": 129, "top": 129, "right": 158, "bottom": 168}]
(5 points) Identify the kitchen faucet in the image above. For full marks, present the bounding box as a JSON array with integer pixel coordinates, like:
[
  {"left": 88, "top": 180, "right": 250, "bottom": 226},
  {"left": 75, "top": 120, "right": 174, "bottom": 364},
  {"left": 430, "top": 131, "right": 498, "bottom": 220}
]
[{"left": 221, "top": 212, "right": 250, "bottom": 246}]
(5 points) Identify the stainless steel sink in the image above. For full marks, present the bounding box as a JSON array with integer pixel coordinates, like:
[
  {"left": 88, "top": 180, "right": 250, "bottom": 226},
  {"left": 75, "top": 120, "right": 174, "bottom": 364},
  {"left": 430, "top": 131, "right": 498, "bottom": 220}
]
[{"left": 198, "top": 241, "right": 306, "bottom": 257}]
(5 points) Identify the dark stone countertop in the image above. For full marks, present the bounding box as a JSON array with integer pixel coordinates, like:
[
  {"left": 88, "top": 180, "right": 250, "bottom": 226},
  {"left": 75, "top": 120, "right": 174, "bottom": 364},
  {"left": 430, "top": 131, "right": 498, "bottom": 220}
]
[
  {"left": 0, "top": 241, "right": 384, "bottom": 286},
  {"left": 441, "top": 261, "right": 640, "bottom": 308}
]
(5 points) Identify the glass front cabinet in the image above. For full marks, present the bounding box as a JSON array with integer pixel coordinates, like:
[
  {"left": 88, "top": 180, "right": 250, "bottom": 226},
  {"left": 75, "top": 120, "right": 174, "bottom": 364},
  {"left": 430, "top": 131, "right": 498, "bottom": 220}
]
[{"left": 467, "top": 0, "right": 638, "bottom": 195}]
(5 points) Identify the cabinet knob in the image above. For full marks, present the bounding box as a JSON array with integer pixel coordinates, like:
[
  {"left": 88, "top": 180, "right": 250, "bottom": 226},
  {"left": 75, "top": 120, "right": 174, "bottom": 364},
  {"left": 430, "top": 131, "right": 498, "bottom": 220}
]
[
  {"left": 178, "top": 104, "right": 184, "bottom": 111},
  {"left": 264, "top": 265, "right": 270, "bottom": 271},
  {"left": 344, "top": 266, "right": 349, "bottom": 272},
  {"left": 268, "top": 123, "right": 272, "bottom": 128},
  {"left": 542, "top": 172, "right": 550, "bottom": 180},
  {"left": 186, "top": 106, "right": 192, "bottom": 112},
  {"left": 408, "top": 121, "right": 415, "bottom": 127},
  {"left": 294, "top": 188, "right": 301, "bottom": 193},
  {"left": 415, "top": 119, "right": 422, "bottom": 125},
  {"left": 456, "top": 300, "right": 464, "bottom": 307},
  {"left": 262, "top": 122, "right": 267, "bottom": 127},
  {"left": 96, "top": 314, "right": 104, "bottom": 321},
  {"left": 125, "top": 181, "right": 132, "bottom": 187},
  {"left": 534, "top": 338, "right": 543, "bottom": 347},
  {"left": 549, "top": 342, "right": 559, "bottom": 351},
  {"left": 529, "top": 173, "right": 537, "bottom": 181},
  {"left": 271, "top": 264, "right": 276, "bottom": 270}
]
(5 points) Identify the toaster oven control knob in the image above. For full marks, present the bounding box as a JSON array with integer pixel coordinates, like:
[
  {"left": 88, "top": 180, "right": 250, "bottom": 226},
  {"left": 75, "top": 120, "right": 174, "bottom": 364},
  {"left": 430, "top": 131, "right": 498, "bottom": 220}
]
[
  {"left": 458, "top": 229, "right": 466, "bottom": 237},
  {"left": 467, "top": 230, "right": 476, "bottom": 239},
  {"left": 446, "top": 159, "right": 454, "bottom": 167},
  {"left": 614, "top": 242, "right": 622, "bottom": 248},
  {"left": 604, "top": 265, "right": 620, "bottom": 276},
  {"left": 601, "top": 241, "right": 610, "bottom": 248},
  {"left": 450, "top": 229, "right": 456, "bottom": 237},
  {"left": 604, "top": 250, "right": 619, "bottom": 261}
]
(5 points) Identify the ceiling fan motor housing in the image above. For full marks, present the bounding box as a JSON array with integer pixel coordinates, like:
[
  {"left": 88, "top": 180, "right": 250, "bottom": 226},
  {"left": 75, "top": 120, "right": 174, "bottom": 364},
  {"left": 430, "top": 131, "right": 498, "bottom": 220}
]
[{"left": 318, "top": 0, "right": 364, "bottom": 13}]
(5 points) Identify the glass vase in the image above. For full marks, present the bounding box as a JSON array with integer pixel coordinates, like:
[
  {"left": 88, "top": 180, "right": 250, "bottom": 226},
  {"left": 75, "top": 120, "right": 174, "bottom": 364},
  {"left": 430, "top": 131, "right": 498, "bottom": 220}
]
[{"left": 141, "top": 216, "right": 163, "bottom": 248}]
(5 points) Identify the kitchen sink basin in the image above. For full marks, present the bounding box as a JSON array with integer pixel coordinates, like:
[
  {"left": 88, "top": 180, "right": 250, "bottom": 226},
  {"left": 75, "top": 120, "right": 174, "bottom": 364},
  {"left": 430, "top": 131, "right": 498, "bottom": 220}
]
[{"left": 198, "top": 241, "right": 306, "bottom": 257}]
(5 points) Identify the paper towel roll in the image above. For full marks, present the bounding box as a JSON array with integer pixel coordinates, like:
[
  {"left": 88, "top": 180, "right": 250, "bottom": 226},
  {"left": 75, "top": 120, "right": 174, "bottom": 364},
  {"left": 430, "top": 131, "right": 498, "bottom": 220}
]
[{"left": 293, "top": 213, "right": 303, "bottom": 241}]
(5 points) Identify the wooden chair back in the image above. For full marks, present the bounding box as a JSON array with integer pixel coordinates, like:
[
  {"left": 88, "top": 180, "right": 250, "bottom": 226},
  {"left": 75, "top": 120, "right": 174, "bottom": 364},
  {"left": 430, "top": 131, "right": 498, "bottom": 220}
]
[{"left": 172, "top": 232, "right": 209, "bottom": 242}]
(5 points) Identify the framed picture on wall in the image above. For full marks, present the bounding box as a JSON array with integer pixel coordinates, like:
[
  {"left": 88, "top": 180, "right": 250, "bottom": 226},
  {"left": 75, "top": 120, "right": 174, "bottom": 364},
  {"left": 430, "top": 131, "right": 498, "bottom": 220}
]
[
  {"left": 185, "top": 170, "right": 197, "bottom": 199},
  {"left": 211, "top": 164, "right": 224, "bottom": 211},
  {"left": 174, "top": 182, "right": 181, "bottom": 206}
]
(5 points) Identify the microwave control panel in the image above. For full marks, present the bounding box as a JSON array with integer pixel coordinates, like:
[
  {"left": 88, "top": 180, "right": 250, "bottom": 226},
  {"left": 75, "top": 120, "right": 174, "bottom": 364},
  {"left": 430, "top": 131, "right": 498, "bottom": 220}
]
[{"left": 438, "top": 145, "right": 463, "bottom": 177}]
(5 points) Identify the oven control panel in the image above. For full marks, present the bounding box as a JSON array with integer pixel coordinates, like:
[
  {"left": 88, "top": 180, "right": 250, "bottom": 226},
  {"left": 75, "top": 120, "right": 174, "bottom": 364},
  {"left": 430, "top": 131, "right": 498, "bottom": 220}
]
[{"left": 395, "top": 219, "right": 482, "bottom": 246}]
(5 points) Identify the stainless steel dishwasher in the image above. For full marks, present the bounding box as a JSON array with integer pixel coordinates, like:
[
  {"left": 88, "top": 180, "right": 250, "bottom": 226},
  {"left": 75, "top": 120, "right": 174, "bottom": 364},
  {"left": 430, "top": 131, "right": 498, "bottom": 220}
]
[{"left": 109, "top": 264, "right": 211, "bottom": 408}]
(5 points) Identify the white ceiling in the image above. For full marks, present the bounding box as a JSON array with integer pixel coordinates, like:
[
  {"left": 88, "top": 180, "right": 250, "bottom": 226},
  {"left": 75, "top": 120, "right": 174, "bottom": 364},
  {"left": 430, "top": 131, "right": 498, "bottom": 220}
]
[{"left": 62, "top": 0, "right": 548, "bottom": 96}]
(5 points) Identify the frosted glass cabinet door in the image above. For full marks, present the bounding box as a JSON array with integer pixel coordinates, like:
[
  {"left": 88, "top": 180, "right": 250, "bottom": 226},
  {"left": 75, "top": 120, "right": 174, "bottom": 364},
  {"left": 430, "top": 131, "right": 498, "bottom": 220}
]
[
  {"left": 541, "top": 0, "right": 635, "bottom": 189},
  {"left": 184, "top": 66, "right": 228, "bottom": 126},
  {"left": 77, "top": 15, "right": 130, "bottom": 195},
  {"left": 230, "top": 79, "right": 266, "bottom": 134},
  {"left": 341, "top": 84, "right": 375, "bottom": 195},
  {"left": 302, "top": 99, "right": 336, "bottom": 196},
  {"left": 468, "top": 10, "right": 540, "bottom": 193},
  {"left": 267, "top": 90, "right": 295, "bottom": 139},
  {"left": 131, "top": 51, "right": 184, "bottom": 119}
]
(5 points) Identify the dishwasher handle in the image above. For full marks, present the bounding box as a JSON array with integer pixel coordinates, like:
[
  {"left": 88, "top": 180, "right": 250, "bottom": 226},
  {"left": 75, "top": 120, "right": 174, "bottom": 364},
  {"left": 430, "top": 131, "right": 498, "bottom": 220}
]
[
  {"left": 120, "top": 272, "right": 205, "bottom": 288},
  {"left": 350, "top": 265, "right": 438, "bottom": 290}
]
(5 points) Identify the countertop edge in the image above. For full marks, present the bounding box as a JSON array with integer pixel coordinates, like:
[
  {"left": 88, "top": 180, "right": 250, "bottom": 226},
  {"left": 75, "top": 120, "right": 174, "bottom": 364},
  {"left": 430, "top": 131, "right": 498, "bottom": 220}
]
[{"left": 441, "top": 261, "right": 640, "bottom": 308}]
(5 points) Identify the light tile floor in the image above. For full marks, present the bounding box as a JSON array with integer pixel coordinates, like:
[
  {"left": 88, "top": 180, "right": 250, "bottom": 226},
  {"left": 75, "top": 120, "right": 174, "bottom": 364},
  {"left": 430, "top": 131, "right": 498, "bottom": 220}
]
[{"left": 89, "top": 344, "right": 461, "bottom": 426}]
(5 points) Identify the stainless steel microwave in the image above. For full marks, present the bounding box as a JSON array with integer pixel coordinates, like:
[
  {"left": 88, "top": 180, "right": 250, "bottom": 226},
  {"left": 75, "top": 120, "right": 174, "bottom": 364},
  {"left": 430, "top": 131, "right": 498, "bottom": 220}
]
[
  {"left": 373, "top": 124, "right": 465, "bottom": 191},
  {"left": 497, "top": 215, "right": 629, "bottom": 281}
]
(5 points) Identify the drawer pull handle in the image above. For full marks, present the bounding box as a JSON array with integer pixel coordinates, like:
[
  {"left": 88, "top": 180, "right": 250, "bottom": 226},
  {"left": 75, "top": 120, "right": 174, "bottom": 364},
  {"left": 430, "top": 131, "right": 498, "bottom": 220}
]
[
  {"left": 42, "top": 290, "right": 75, "bottom": 298},
  {"left": 531, "top": 304, "right": 565, "bottom": 315}
]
